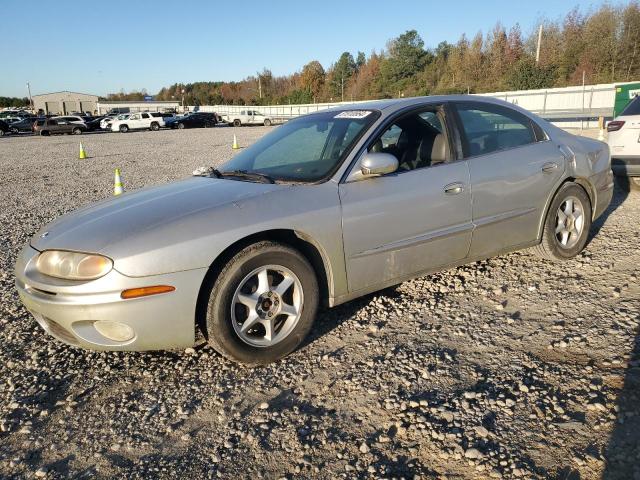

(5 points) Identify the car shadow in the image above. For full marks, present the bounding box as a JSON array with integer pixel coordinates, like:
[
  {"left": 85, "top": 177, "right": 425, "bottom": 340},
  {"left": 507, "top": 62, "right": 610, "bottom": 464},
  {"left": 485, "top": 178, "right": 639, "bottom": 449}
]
[
  {"left": 300, "top": 286, "right": 403, "bottom": 350},
  {"left": 586, "top": 178, "right": 630, "bottom": 245},
  {"left": 602, "top": 322, "right": 640, "bottom": 479}
]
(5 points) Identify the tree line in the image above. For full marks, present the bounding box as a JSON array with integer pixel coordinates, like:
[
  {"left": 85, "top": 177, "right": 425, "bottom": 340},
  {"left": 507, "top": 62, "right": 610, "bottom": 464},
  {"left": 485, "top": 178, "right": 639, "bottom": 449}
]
[{"left": 2, "top": 2, "right": 638, "bottom": 109}]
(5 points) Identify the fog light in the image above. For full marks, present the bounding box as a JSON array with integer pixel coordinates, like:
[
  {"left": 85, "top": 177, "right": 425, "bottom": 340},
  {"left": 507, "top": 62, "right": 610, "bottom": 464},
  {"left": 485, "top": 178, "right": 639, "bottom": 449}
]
[{"left": 94, "top": 321, "right": 134, "bottom": 342}]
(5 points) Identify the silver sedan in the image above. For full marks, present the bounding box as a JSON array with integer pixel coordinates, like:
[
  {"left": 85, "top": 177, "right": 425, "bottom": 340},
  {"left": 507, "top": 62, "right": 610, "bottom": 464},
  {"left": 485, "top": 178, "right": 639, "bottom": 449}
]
[{"left": 15, "top": 96, "right": 614, "bottom": 364}]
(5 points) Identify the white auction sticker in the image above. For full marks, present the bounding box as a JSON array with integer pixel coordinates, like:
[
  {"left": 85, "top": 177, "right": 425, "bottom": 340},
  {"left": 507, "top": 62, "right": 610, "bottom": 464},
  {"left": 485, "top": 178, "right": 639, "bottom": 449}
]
[{"left": 334, "top": 110, "right": 372, "bottom": 119}]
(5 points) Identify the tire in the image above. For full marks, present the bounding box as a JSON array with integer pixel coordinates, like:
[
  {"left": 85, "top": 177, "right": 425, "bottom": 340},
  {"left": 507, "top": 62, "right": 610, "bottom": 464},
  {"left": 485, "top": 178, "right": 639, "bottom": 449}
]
[
  {"left": 532, "top": 182, "right": 592, "bottom": 261},
  {"left": 150, "top": 122, "right": 160, "bottom": 131},
  {"left": 233, "top": 119, "right": 241, "bottom": 127},
  {"left": 177, "top": 122, "right": 185, "bottom": 130},
  {"left": 204, "top": 241, "right": 319, "bottom": 365},
  {"left": 0, "top": 129, "right": 4, "bottom": 137},
  {"left": 10, "top": 128, "right": 18, "bottom": 134},
  {"left": 263, "top": 119, "right": 272, "bottom": 127},
  {"left": 72, "top": 127, "right": 82, "bottom": 135},
  {"left": 40, "top": 130, "right": 49, "bottom": 136},
  {"left": 119, "top": 124, "right": 129, "bottom": 133},
  {"left": 204, "top": 121, "right": 213, "bottom": 128}
]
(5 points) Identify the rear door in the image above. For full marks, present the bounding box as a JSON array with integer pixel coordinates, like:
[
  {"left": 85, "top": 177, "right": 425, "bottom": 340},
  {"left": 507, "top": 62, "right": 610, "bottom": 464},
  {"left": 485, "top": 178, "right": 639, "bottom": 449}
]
[
  {"left": 452, "top": 101, "right": 566, "bottom": 258},
  {"left": 140, "top": 112, "right": 151, "bottom": 128}
]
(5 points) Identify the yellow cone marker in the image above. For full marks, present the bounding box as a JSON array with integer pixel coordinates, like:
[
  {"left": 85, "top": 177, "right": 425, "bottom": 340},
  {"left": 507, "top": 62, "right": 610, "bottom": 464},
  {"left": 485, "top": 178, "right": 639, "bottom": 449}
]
[
  {"left": 79, "top": 142, "right": 87, "bottom": 159},
  {"left": 232, "top": 134, "right": 239, "bottom": 149},
  {"left": 114, "top": 168, "right": 124, "bottom": 196}
]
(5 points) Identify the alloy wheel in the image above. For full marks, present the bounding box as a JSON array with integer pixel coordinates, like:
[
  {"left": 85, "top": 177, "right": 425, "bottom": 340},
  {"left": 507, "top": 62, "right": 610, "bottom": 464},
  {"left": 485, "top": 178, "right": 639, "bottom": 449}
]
[
  {"left": 231, "top": 265, "right": 303, "bottom": 347},
  {"left": 555, "top": 195, "right": 584, "bottom": 249}
]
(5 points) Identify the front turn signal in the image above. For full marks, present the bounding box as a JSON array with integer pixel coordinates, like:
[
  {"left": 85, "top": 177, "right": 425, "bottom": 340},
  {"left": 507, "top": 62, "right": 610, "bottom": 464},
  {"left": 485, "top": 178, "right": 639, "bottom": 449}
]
[{"left": 121, "top": 285, "right": 175, "bottom": 299}]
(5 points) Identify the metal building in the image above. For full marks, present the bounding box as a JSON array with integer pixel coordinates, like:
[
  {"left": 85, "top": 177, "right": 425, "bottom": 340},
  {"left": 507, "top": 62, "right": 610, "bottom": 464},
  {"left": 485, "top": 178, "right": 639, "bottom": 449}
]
[{"left": 32, "top": 91, "right": 99, "bottom": 115}]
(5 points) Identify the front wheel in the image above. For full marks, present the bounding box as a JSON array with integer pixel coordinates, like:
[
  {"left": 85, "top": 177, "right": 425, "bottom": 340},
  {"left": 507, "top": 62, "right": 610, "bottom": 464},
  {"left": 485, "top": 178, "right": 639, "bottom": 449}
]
[
  {"left": 233, "top": 119, "right": 241, "bottom": 127},
  {"left": 177, "top": 122, "right": 185, "bottom": 130},
  {"left": 263, "top": 119, "right": 272, "bottom": 127},
  {"left": 119, "top": 125, "right": 129, "bottom": 133},
  {"left": 204, "top": 241, "right": 319, "bottom": 365},
  {"left": 532, "top": 182, "right": 592, "bottom": 261},
  {"left": 72, "top": 127, "right": 82, "bottom": 135}
]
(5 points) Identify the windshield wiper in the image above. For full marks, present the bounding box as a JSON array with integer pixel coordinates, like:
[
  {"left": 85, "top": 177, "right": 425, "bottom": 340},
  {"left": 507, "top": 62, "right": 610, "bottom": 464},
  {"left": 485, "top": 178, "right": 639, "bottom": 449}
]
[{"left": 220, "top": 169, "right": 276, "bottom": 184}]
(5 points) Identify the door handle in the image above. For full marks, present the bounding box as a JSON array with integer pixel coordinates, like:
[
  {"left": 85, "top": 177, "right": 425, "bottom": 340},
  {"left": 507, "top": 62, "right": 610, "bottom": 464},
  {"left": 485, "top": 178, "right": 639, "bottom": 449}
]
[
  {"left": 542, "top": 162, "right": 559, "bottom": 173},
  {"left": 444, "top": 182, "right": 464, "bottom": 195}
]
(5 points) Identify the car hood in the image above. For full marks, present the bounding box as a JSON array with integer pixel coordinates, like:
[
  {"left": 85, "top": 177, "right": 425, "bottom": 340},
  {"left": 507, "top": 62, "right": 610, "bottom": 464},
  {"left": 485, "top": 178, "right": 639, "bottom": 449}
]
[{"left": 31, "top": 177, "right": 282, "bottom": 256}]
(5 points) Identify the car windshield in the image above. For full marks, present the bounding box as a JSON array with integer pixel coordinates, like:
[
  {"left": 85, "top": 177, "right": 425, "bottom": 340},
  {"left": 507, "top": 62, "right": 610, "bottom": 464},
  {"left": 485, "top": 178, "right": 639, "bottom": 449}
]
[
  {"left": 620, "top": 96, "right": 640, "bottom": 116},
  {"left": 219, "top": 109, "right": 379, "bottom": 182}
]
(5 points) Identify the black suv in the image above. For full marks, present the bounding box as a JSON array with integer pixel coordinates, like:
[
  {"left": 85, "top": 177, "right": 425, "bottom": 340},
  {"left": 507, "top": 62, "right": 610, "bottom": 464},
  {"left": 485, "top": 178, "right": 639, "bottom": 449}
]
[{"left": 166, "top": 112, "right": 218, "bottom": 129}]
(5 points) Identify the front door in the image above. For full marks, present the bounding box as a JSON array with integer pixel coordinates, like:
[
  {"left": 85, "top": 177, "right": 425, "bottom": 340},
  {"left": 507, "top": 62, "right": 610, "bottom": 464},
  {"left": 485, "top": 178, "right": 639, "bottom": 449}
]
[
  {"left": 339, "top": 107, "right": 473, "bottom": 294},
  {"left": 452, "top": 101, "right": 566, "bottom": 258}
]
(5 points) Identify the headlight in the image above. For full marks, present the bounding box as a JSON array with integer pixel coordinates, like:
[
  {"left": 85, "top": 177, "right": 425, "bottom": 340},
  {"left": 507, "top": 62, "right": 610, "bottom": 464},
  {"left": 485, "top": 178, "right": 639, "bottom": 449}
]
[{"left": 36, "top": 250, "right": 113, "bottom": 280}]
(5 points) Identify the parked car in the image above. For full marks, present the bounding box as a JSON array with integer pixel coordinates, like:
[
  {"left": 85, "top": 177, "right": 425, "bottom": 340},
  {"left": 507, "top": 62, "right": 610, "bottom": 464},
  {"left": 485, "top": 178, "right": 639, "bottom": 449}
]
[
  {"left": 222, "top": 109, "right": 272, "bottom": 127},
  {"left": 0, "top": 119, "right": 9, "bottom": 136},
  {"left": 110, "top": 112, "right": 164, "bottom": 132},
  {"left": 607, "top": 95, "right": 640, "bottom": 190},
  {"left": 101, "top": 114, "right": 129, "bottom": 130},
  {"left": 52, "top": 115, "right": 87, "bottom": 126},
  {"left": 8, "top": 117, "right": 39, "bottom": 133},
  {"left": 84, "top": 116, "right": 106, "bottom": 131},
  {"left": 15, "top": 96, "right": 613, "bottom": 364},
  {"left": 166, "top": 112, "right": 218, "bottom": 129},
  {"left": 33, "top": 118, "right": 86, "bottom": 136}
]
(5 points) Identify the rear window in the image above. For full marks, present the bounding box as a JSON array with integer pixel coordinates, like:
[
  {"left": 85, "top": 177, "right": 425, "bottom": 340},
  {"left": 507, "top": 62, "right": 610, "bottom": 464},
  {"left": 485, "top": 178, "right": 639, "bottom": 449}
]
[{"left": 621, "top": 96, "right": 640, "bottom": 116}]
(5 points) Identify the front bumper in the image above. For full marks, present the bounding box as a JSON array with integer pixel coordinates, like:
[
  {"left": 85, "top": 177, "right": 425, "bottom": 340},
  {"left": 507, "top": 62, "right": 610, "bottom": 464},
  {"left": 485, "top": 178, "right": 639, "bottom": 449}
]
[
  {"left": 612, "top": 157, "right": 640, "bottom": 177},
  {"left": 14, "top": 245, "right": 207, "bottom": 351}
]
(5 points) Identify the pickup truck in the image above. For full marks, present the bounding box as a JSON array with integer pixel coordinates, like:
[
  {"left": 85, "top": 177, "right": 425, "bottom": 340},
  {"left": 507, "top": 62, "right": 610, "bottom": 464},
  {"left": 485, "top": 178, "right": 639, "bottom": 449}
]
[
  {"left": 110, "top": 112, "right": 165, "bottom": 133},
  {"left": 221, "top": 109, "right": 273, "bottom": 127}
]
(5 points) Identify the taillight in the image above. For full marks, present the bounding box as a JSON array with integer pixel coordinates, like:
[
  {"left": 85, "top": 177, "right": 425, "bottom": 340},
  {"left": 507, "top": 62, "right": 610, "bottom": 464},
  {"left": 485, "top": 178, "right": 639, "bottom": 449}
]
[{"left": 607, "top": 121, "right": 625, "bottom": 132}]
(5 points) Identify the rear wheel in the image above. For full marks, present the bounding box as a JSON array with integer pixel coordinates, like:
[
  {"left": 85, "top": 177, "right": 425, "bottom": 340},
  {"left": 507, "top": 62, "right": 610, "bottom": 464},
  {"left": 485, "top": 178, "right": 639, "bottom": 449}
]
[
  {"left": 119, "top": 124, "right": 129, "bottom": 133},
  {"left": 150, "top": 122, "right": 160, "bottom": 131},
  {"left": 263, "top": 119, "right": 272, "bottom": 127},
  {"left": 177, "top": 122, "right": 185, "bottom": 130},
  {"left": 40, "top": 130, "right": 49, "bottom": 136},
  {"left": 72, "top": 127, "right": 82, "bottom": 135},
  {"left": 204, "top": 241, "right": 319, "bottom": 365},
  {"left": 0, "top": 129, "right": 5, "bottom": 136},
  {"left": 532, "top": 182, "right": 592, "bottom": 261},
  {"left": 233, "top": 119, "right": 241, "bottom": 127}
]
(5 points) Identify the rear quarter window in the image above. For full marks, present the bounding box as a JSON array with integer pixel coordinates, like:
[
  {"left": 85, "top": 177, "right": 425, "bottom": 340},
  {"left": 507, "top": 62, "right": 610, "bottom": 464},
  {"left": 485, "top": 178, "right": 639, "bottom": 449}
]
[{"left": 621, "top": 96, "right": 640, "bottom": 116}]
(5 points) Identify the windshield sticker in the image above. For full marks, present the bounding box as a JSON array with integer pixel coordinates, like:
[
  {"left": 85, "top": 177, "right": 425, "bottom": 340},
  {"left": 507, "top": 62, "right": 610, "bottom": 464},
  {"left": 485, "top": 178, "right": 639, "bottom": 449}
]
[{"left": 334, "top": 110, "right": 372, "bottom": 119}]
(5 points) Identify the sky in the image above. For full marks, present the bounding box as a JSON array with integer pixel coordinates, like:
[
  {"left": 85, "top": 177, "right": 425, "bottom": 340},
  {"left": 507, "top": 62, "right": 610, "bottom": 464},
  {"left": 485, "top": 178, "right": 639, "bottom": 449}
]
[{"left": 1, "top": 0, "right": 609, "bottom": 98}]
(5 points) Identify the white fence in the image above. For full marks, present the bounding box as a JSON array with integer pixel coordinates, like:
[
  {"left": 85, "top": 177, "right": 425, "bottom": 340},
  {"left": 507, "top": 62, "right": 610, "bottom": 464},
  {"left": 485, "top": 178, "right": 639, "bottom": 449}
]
[{"left": 189, "top": 81, "right": 638, "bottom": 129}]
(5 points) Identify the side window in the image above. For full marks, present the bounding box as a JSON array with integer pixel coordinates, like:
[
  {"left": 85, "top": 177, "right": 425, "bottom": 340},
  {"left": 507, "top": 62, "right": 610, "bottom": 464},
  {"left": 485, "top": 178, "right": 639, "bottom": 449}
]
[
  {"left": 141, "top": 113, "right": 150, "bottom": 119},
  {"left": 368, "top": 108, "right": 449, "bottom": 171},
  {"left": 130, "top": 114, "right": 140, "bottom": 120},
  {"left": 455, "top": 103, "right": 537, "bottom": 157},
  {"left": 240, "top": 110, "right": 246, "bottom": 115}
]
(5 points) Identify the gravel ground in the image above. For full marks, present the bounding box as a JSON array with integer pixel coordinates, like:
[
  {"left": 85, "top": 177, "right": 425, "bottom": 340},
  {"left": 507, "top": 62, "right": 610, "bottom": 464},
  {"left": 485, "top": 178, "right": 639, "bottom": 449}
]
[{"left": 0, "top": 127, "right": 638, "bottom": 480}]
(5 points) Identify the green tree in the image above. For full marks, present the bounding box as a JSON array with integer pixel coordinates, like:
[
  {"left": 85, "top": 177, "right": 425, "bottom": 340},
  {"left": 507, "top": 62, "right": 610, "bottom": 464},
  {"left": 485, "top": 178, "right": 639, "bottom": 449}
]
[
  {"left": 506, "top": 58, "right": 556, "bottom": 90},
  {"left": 381, "top": 30, "right": 428, "bottom": 90}
]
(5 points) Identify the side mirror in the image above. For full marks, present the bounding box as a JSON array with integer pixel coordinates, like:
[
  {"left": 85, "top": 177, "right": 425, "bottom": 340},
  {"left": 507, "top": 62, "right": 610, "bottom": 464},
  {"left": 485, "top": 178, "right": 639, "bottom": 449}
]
[{"left": 360, "top": 152, "right": 398, "bottom": 178}]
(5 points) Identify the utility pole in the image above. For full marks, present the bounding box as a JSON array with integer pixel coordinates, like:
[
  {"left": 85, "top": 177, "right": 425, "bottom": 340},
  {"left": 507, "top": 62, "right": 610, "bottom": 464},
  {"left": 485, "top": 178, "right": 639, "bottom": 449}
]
[
  {"left": 257, "top": 73, "right": 262, "bottom": 101},
  {"left": 535, "top": 25, "right": 543, "bottom": 64},
  {"left": 26, "top": 82, "right": 33, "bottom": 112},
  {"left": 341, "top": 74, "right": 344, "bottom": 102}
]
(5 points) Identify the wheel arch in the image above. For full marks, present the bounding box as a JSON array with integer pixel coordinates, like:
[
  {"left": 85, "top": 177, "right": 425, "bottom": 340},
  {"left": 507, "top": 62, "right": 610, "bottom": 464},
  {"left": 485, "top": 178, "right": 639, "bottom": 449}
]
[
  {"left": 537, "top": 176, "right": 594, "bottom": 241},
  {"left": 195, "top": 229, "right": 332, "bottom": 338}
]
